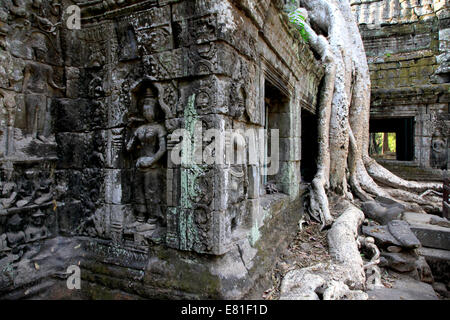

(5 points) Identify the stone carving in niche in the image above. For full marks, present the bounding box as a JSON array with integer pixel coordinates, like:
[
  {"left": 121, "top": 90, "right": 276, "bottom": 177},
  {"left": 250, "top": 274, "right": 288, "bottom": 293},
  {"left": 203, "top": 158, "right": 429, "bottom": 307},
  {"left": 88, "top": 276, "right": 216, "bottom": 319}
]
[
  {"left": 431, "top": 129, "right": 448, "bottom": 169},
  {"left": 229, "top": 82, "right": 247, "bottom": 119},
  {"left": 21, "top": 33, "right": 64, "bottom": 141},
  {"left": 229, "top": 166, "right": 247, "bottom": 205},
  {"left": 1, "top": 214, "right": 25, "bottom": 254},
  {"left": 430, "top": 112, "right": 449, "bottom": 169},
  {"left": 125, "top": 85, "right": 167, "bottom": 245},
  {"left": 192, "top": 15, "right": 217, "bottom": 44},
  {"left": 0, "top": 162, "right": 54, "bottom": 212},
  {"left": 0, "top": 90, "right": 16, "bottom": 157},
  {"left": 88, "top": 75, "right": 106, "bottom": 130},
  {"left": 24, "top": 209, "right": 48, "bottom": 242},
  {"left": 80, "top": 23, "right": 114, "bottom": 69},
  {"left": 137, "top": 26, "right": 172, "bottom": 55},
  {"left": 0, "top": 207, "right": 54, "bottom": 259},
  {"left": 116, "top": 23, "right": 139, "bottom": 61}
]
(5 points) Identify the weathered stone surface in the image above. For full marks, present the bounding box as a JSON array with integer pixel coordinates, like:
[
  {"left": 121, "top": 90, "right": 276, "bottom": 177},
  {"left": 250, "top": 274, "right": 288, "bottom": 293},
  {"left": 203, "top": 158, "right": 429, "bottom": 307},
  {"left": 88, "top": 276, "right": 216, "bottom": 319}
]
[
  {"left": 0, "top": 0, "right": 322, "bottom": 299},
  {"left": 410, "top": 223, "right": 450, "bottom": 250},
  {"left": 403, "top": 211, "right": 450, "bottom": 228},
  {"left": 402, "top": 211, "right": 435, "bottom": 225},
  {"left": 432, "top": 282, "right": 450, "bottom": 298},
  {"left": 387, "top": 245, "right": 402, "bottom": 253},
  {"left": 361, "top": 200, "right": 404, "bottom": 225},
  {"left": 380, "top": 252, "right": 418, "bottom": 272},
  {"left": 368, "top": 277, "right": 439, "bottom": 300},
  {"left": 418, "top": 247, "right": 450, "bottom": 284},
  {"left": 363, "top": 224, "right": 402, "bottom": 247},
  {"left": 352, "top": 0, "right": 450, "bottom": 173},
  {"left": 387, "top": 220, "right": 421, "bottom": 249},
  {"left": 430, "top": 216, "right": 450, "bottom": 228},
  {"left": 414, "top": 256, "right": 434, "bottom": 284}
]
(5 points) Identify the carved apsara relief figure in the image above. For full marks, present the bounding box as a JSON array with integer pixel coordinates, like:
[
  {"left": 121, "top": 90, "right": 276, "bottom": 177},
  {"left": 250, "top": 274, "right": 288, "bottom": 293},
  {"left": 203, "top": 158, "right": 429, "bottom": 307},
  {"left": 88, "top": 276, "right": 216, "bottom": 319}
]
[
  {"left": 431, "top": 128, "right": 448, "bottom": 169},
  {"left": 24, "top": 209, "right": 48, "bottom": 242},
  {"left": 126, "top": 87, "right": 167, "bottom": 233},
  {"left": 22, "top": 34, "right": 64, "bottom": 142}
]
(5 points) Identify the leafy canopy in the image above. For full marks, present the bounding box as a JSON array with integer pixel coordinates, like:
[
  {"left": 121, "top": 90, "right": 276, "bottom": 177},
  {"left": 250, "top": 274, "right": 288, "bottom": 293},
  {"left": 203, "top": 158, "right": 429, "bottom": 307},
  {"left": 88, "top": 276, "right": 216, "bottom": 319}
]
[{"left": 287, "top": 2, "right": 309, "bottom": 42}]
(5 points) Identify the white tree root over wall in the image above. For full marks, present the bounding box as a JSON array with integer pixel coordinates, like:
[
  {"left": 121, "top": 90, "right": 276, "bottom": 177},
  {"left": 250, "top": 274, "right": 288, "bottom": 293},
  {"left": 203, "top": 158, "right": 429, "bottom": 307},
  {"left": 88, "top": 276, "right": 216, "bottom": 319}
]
[
  {"left": 282, "top": 0, "right": 444, "bottom": 299},
  {"left": 296, "top": 0, "right": 443, "bottom": 229},
  {"left": 280, "top": 201, "right": 368, "bottom": 300}
]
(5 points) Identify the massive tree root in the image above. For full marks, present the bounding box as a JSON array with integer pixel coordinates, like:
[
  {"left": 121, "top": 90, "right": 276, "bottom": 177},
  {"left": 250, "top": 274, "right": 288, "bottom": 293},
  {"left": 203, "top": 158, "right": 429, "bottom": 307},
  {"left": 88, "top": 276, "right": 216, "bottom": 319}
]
[
  {"left": 282, "top": 1, "right": 442, "bottom": 299},
  {"left": 280, "top": 201, "right": 369, "bottom": 300},
  {"left": 295, "top": 0, "right": 443, "bottom": 228}
]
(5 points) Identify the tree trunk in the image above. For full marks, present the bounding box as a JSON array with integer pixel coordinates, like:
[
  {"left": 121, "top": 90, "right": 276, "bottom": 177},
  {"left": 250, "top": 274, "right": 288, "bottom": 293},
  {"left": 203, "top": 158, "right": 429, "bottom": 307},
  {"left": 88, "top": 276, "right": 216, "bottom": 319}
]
[{"left": 295, "top": 0, "right": 442, "bottom": 228}]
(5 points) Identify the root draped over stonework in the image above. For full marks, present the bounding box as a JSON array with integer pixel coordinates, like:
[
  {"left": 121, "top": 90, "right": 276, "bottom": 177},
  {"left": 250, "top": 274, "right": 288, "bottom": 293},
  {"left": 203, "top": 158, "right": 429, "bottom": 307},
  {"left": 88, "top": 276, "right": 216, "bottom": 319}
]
[
  {"left": 294, "top": 0, "right": 443, "bottom": 228},
  {"left": 280, "top": 0, "right": 443, "bottom": 300},
  {"left": 280, "top": 201, "right": 368, "bottom": 300}
]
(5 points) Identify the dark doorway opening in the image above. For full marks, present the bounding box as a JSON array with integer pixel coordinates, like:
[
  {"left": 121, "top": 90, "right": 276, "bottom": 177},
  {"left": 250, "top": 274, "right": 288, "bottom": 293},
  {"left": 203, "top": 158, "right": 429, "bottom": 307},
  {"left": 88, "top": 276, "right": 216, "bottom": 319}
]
[
  {"left": 369, "top": 117, "right": 414, "bottom": 161},
  {"left": 264, "top": 80, "right": 289, "bottom": 193},
  {"left": 301, "top": 109, "right": 318, "bottom": 182}
]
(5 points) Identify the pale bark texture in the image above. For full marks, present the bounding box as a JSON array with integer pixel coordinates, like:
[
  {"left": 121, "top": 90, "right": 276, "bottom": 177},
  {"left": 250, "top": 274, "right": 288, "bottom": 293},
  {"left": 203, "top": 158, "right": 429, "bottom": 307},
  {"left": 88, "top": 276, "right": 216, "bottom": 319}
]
[
  {"left": 280, "top": 0, "right": 442, "bottom": 300},
  {"left": 280, "top": 201, "right": 368, "bottom": 300},
  {"left": 296, "top": 0, "right": 442, "bottom": 228}
]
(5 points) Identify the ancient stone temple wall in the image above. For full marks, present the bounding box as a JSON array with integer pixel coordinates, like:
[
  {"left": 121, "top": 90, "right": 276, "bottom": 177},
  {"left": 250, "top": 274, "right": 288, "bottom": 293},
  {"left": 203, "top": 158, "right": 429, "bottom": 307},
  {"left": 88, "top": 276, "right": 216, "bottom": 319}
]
[
  {"left": 351, "top": 0, "right": 450, "bottom": 180},
  {"left": 0, "top": 0, "right": 323, "bottom": 299}
]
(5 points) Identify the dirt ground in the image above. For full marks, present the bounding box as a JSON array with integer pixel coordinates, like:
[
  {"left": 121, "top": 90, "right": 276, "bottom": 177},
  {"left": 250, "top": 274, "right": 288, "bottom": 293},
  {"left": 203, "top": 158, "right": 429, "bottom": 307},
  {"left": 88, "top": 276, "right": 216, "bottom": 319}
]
[
  {"left": 262, "top": 220, "right": 330, "bottom": 300},
  {"left": 262, "top": 194, "right": 447, "bottom": 300}
]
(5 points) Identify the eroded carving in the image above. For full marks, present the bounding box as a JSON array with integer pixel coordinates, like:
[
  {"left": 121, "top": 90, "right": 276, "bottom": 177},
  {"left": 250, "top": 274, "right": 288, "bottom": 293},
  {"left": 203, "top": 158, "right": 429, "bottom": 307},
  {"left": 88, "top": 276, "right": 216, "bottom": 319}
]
[{"left": 125, "top": 86, "right": 167, "bottom": 243}]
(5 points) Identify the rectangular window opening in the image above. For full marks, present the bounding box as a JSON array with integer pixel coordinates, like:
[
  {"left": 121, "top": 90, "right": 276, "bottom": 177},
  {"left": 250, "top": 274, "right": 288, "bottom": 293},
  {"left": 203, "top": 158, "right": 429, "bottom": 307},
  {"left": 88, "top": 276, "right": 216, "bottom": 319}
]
[{"left": 369, "top": 117, "right": 414, "bottom": 161}]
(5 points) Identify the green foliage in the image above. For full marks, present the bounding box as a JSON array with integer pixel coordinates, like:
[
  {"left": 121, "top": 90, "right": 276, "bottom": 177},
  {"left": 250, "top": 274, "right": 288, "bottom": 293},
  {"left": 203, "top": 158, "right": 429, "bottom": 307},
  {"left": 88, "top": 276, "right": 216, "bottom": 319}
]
[
  {"left": 371, "top": 132, "right": 396, "bottom": 155},
  {"left": 287, "top": 8, "right": 309, "bottom": 42},
  {"left": 388, "top": 132, "right": 396, "bottom": 152},
  {"left": 284, "top": 0, "right": 299, "bottom": 13},
  {"left": 374, "top": 132, "right": 383, "bottom": 152}
]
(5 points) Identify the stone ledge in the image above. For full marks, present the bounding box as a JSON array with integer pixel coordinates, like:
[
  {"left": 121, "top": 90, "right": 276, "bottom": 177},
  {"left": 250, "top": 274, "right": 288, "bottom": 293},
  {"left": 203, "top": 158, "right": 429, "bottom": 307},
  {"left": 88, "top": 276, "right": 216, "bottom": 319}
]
[
  {"left": 418, "top": 247, "right": 450, "bottom": 284},
  {"left": 410, "top": 223, "right": 450, "bottom": 250}
]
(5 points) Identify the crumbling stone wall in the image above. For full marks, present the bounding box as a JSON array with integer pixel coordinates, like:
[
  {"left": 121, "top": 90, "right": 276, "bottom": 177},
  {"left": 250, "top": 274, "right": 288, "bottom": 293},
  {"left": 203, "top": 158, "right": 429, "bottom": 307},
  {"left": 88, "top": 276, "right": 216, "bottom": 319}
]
[
  {"left": 351, "top": 0, "right": 450, "bottom": 178},
  {"left": 0, "top": 0, "right": 65, "bottom": 296},
  {"left": 0, "top": 0, "right": 323, "bottom": 299}
]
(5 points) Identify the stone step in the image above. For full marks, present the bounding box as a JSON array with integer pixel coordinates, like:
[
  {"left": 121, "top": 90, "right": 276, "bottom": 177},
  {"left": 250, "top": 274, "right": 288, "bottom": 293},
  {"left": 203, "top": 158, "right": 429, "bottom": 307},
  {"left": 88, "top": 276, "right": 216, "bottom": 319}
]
[
  {"left": 368, "top": 276, "right": 438, "bottom": 300},
  {"left": 402, "top": 212, "right": 434, "bottom": 225},
  {"left": 418, "top": 247, "right": 450, "bottom": 284},
  {"left": 418, "top": 247, "right": 450, "bottom": 261},
  {"left": 402, "top": 212, "right": 450, "bottom": 228},
  {"left": 0, "top": 278, "right": 56, "bottom": 300},
  {"left": 409, "top": 223, "right": 450, "bottom": 250}
]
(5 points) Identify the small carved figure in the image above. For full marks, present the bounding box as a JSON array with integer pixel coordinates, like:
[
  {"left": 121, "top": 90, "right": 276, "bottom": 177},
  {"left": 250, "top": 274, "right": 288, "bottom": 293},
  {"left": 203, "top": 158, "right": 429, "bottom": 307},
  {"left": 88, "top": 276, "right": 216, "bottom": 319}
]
[
  {"left": 0, "top": 89, "right": 17, "bottom": 156},
  {"left": 0, "top": 181, "right": 18, "bottom": 209},
  {"left": 90, "top": 131, "right": 105, "bottom": 167},
  {"left": 0, "top": 162, "right": 18, "bottom": 209},
  {"left": 0, "top": 8, "right": 8, "bottom": 49},
  {"left": 6, "top": 214, "right": 25, "bottom": 252},
  {"left": 9, "top": 0, "right": 28, "bottom": 18},
  {"left": 126, "top": 87, "right": 166, "bottom": 229},
  {"left": 118, "top": 26, "right": 138, "bottom": 61},
  {"left": 50, "top": 0, "right": 61, "bottom": 16},
  {"left": 22, "top": 36, "right": 65, "bottom": 141},
  {"left": 431, "top": 132, "right": 448, "bottom": 169},
  {"left": 265, "top": 182, "right": 279, "bottom": 194},
  {"left": 0, "top": 233, "right": 7, "bottom": 253},
  {"left": 33, "top": 179, "right": 53, "bottom": 205},
  {"left": 25, "top": 210, "right": 48, "bottom": 242},
  {"left": 88, "top": 49, "right": 106, "bottom": 68}
]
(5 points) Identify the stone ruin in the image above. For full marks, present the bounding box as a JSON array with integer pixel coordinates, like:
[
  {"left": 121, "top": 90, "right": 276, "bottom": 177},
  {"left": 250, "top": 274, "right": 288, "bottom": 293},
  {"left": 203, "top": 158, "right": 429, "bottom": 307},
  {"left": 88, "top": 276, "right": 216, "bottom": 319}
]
[
  {"left": 0, "top": 0, "right": 447, "bottom": 300},
  {"left": 0, "top": 0, "right": 325, "bottom": 299},
  {"left": 351, "top": 0, "right": 450, "bottom": 179}
]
